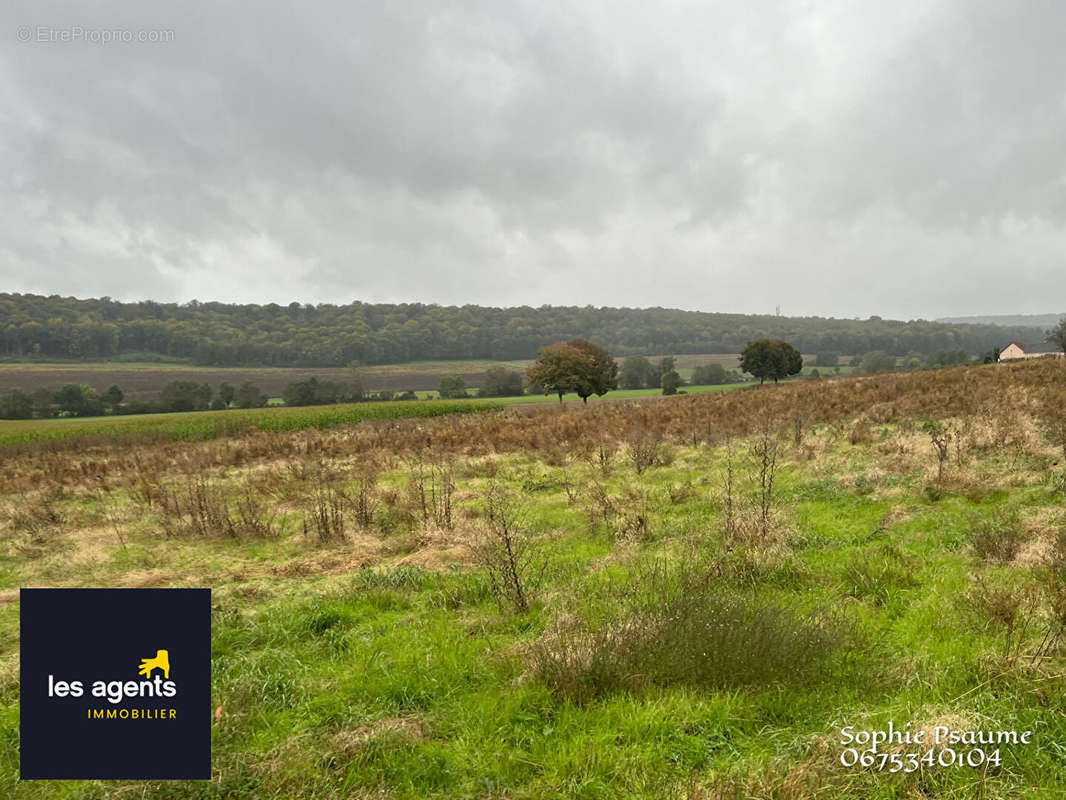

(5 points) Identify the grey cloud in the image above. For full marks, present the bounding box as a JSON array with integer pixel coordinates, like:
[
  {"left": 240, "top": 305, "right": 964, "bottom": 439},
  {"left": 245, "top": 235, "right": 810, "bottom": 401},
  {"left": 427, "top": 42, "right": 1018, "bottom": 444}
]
[{"left": 3, "top": 0, "right": 1066, "bottom": 318}]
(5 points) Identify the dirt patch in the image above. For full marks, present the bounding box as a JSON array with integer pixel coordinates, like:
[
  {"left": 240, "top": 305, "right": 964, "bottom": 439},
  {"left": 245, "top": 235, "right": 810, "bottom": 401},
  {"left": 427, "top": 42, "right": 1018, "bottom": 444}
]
[
  {"left": 1015, "top": 538, "right": 1053, "bottom": 567},
  {"left": 396, "top": 544, "right": 472, "bottom": 571},
  {"left": 64, "top": 525, "right": 124, "bottom": 568},
  {"left": 124, "top": 569, "right": 181, "bottom": 588},
  {"left": 330, "top": 716, "right": 428, "bottom": 754}
]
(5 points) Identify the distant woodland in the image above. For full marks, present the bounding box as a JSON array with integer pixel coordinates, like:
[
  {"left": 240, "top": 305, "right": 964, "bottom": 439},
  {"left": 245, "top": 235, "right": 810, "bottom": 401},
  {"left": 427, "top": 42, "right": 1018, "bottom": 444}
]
[{"left": 0, "top": 293, "right": 1045, "bottom": 367}]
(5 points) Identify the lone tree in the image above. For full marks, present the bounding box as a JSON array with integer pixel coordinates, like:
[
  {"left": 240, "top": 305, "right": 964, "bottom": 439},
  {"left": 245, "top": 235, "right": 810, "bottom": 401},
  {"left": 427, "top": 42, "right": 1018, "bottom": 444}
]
[
  {"left": 619, "top": 355, "right": 652, "bottom": 389},
  {"left": 480, "top": 367, "right": 525, "bottom": 397},
  {"left": 740, "top": 339, "right": 803, "bottom": 384},
  {"left": 1048, "top": 316, "right": 1066, "bottom": 354},
  {"left": 858, "top": 350, "right": 897, "bottom": 375},
  {"left": 661, "top": 369, "right": 682, "bottom": 395},
  {"left": 438, "top": 375, "right": 469, "bottom": 399},
  {"left": 526, "top": 339, "right": 618, "bottom": 403}
]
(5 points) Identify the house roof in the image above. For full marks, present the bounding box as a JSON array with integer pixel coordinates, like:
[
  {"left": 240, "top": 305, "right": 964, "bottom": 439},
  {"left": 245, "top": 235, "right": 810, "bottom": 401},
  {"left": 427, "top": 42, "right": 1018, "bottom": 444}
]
[
  {"left": 1026, "top": 343, "right": 1061, "bottom": 354},
  {"left": 1006, "top": 341, "right": 1027, "bottom": 350}
]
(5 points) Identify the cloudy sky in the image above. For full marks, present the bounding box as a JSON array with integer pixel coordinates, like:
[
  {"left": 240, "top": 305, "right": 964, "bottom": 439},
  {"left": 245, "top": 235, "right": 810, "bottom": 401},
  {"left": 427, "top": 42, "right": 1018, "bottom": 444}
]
[{"left": 4, "top": 1, "right": 1066, "bottom": 318}]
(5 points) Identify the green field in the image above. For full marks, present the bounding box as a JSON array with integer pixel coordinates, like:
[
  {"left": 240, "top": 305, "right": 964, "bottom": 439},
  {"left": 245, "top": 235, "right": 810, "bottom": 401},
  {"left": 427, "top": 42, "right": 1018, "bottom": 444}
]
[
  {"left": 3, "top": 362, "right": 1060, "bottom": 797},
  {"left": 0, "top": 399, "right": 504, "bottom": 447},
  {"left": 0, "top": 384, "right": 748, "bottom": 448}
]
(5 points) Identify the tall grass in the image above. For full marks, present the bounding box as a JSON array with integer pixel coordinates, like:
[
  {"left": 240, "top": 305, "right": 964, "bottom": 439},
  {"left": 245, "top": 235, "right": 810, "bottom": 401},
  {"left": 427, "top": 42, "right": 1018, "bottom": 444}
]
[{"left": 531, "top": 561, "right": 851, "bottom": 703}]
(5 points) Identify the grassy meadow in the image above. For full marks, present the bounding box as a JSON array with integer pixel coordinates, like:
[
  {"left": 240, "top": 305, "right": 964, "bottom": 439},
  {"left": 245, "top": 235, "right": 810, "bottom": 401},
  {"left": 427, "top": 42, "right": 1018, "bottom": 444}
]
[{"left": 2, "top": 360, "right": 1066, "bottom": 797}]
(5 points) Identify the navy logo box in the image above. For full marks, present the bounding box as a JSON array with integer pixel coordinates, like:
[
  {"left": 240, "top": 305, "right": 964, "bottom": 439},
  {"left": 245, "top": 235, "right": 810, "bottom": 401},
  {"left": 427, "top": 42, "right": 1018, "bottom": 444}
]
[{"left": 20, "top": 588, "right": 211, "bottom": 780}]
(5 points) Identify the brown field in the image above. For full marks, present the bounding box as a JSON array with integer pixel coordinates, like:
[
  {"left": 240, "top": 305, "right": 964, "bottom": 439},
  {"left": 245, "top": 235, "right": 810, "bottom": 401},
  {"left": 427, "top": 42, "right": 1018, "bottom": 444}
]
[
  {"left": 0, "top": 354, "right": 750, "bottom": 400},
  {"left": 2, "top": 357, "right": 1065, "bottom": 798}
]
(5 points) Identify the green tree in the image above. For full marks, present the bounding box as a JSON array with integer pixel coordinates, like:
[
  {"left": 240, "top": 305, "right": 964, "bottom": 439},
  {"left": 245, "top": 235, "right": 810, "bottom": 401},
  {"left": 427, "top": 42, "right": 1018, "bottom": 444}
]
[
  {"left": 691, "top": 364, "right": 727, "bottom": 385},
  {"left": 160, "top": 381, "right": 212, "bottom": 412},
  {"left": 1048, "top": 317, "right": 1066, "bottom": 354},
  {"left": 0, "top": 389, "right": 33, "bottom": 419},
  {"left": 218, "top": 382, "right": 236, "bottom": 407},
  {"left": 30, "top": 388, "right": 56, "bottom": 418},
  {"left": 480, "top": 367, "right": 524, "bottom": 397},
  {"left": 645, "top": 356, "right": 675, "bottom": 390},
  {"left": 740, "top": 339, "right": 803, "bottom": 384},
  {"left": 102, "top": 385, "right": 124, "bottom": 413},
  {"left": 661, "top": 369, "right": 682, "bottom": 395},
  {"left": 347, "top": 362, "right": 366, "bottom": 401},
  {"left": 619, "top": 356, "right": 652, "bottom": 389},
  {"left": 55, "top": 384, "right": 105, "bottom": 417},
  {"left": 526, "top": 339, "right": 618, "bottom": 403},
  {"left": 814, "top": 351, "right": 839, "bottom": 368},
  {"left": 858, "top": 351, "right": 897, "bottom": 374},
  {"left": 234, "top": 381, "right": 268, "bottom": 408},
  {"left": 283, "top": 378, "right": 344, "bottom": 406},
  {"left": 439, "top": 375, "right": 469, "bottom": 399}
]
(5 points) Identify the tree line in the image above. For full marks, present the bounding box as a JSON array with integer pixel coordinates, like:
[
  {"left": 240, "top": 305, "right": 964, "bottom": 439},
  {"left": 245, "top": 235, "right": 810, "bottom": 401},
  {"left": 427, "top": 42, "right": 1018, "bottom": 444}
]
[
  {"left": 0, "top": 351, "right": 749, "bottom": 419},
  {"left": 0, "top": 293, "right": 1045, "bottom": 367}
]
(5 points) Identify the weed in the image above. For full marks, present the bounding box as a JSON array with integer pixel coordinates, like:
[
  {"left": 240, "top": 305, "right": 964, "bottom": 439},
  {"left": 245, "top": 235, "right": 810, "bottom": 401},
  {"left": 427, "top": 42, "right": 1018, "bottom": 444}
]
[
  {"left": 471, "top": 484, "right": 545, "bottom": 613},
  {"left": 970, "top": 509, "right": 1026, "bottom": 563},
  {"left": 303, "top": 479, "right": 346, "bottom": 544}
]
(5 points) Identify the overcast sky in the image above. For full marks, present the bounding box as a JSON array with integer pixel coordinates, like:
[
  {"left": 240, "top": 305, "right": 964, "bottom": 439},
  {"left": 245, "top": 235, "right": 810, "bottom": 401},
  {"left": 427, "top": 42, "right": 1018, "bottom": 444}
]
[{"left": 4, "top": 1, "right": 1066, "bottom": 319}]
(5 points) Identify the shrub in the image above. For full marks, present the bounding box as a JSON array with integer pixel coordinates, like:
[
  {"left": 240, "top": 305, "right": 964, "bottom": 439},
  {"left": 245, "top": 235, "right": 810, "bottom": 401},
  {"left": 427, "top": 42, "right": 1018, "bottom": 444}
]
[
  {"left": 303, "top": 481, "right": 347, "bottom": 544},
  {"left": 159, "top": 381, "right": 212, "bottom": 412},
  {"left": 159, "top": 476, "right": 279, "bottom": 539},
  {"left": 531, "top": 561, "right": 849, "bottom": 702},
  {"left": 472, "top": 484, "right": 545, "bottom": 613},
  {"left": 234, "top": 381, "right": 269, "bottom": 408},
  {"left": 691, "top": 364, "right": 728, "bottom": 386},
  {"left": 480, "top": 367, "right": 525, "bottom": 397},
  {"left": 438, "top": 375, "right": 469, "bottom": 399},
  {"left": 970, "top": 509, "right": 1026, "bottom": 562}
]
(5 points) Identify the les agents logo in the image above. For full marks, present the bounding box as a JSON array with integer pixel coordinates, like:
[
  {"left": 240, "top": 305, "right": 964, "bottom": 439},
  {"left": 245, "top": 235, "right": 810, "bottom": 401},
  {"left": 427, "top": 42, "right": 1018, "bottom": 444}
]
[
  {"left": 21, "top": 589, "right": 211, "bottom": 780},
  {"left": 47, "top": 648, "right": 177, "bottom": 718}
]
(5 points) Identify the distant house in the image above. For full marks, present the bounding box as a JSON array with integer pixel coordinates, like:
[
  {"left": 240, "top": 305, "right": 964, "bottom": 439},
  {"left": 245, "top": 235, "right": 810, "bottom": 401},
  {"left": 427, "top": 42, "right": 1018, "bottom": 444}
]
[{"left": 998, "top": 341, "right": 1064, "bottom": 361}]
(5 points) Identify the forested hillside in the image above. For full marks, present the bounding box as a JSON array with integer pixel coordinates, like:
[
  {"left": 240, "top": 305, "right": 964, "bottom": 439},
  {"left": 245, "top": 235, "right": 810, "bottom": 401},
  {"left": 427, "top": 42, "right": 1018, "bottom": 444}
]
[{"left": 0, "top": 293, "right": 1043, "bottom": 367}]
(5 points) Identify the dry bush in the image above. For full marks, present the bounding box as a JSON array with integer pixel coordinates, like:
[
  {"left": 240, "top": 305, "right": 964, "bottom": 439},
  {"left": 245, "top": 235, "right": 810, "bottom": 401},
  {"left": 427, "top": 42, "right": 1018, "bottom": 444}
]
[
  {"left": 406, "top": 455, "right": 456, "bottom": 530},
  {"left": 302, "top": 481, "right": 347, "bottom": 544},
  {"left": 349, "top": 465, "right": 379, "bottom": 529},
  {"left": 471, "top": 484, "right": 546, "bottom": 613},
  {"left": 971, "top": 509, "right": 1027, "bottom": 563},
  {"left": 9, "top": 494, "right": 64, "bottom": 535},
  {"left": 595, "top": 441, "right": 617, "bottom": 475},
  {"left": 615, "top": 487, "right": 652, "bottom": 543},
  {"left": 582, "top": 480, "right": 618, "bottom": 536},
  {"left": 847, "top": 419, "right": 873, "bottom": 445},
  {"left": 720, "top": 430, "right": 784, "bottom": 546},
  {"left": 749, "top": 427, "right": 779, "bottom": 540},
  {"left": 159, "top": 475, "right": 279, "bottom": 540},
  {"left": 625, "top": 427, "right": 670, "bottom": 475},
  {"left": 967, "top": 576, "right": 1041, "bottom": 665},
  {"left": 1035, "top": 393, "right": 1066, "bottom": 497}
]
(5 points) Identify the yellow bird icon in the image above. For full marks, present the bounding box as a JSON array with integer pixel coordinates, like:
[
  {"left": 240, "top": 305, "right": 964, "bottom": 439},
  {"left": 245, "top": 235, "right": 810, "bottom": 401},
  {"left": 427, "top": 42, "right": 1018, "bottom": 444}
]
[{"left": 138, "top": 649, "right": 170, "bottom": 680}]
